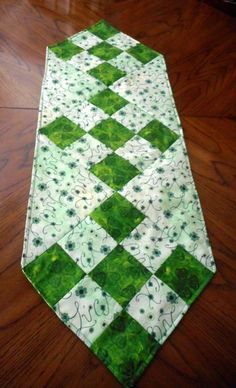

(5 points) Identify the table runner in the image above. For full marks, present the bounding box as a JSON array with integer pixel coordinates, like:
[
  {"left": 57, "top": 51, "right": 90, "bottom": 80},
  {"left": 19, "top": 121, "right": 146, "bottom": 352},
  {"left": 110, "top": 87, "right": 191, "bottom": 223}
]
[{"left": 21, "top": 20, "right": 216, "bottom": 387}]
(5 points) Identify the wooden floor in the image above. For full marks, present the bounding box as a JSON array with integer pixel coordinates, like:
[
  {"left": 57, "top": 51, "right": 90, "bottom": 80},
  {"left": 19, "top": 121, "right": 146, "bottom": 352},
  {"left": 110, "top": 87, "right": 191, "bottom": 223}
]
[{"left": 0, "top": 1, "right": 236, "bottom": 386}]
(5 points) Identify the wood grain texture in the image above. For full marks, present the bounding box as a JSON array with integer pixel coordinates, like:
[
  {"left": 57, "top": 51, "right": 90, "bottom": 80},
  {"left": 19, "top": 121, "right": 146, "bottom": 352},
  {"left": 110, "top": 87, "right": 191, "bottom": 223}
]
[{"left": 0, "top": 1, "right": 236, "bottom": 387}]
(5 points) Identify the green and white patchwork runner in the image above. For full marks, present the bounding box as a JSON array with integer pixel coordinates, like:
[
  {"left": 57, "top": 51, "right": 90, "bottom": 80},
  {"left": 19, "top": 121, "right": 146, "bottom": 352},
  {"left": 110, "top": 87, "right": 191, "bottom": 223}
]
[{"left": 21, "top": 20, "right": 216, "bottom": 387}]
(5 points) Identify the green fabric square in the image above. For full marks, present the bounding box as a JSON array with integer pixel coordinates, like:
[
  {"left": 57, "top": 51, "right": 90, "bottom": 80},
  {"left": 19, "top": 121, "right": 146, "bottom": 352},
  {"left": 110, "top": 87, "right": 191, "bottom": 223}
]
[
  {"left": 155, "top": 246, "right": 214, "bottom": 305},
  {"left": 89, "top": 118, "right": 134, "bottom": 150},
  {"left": 88, "top": 62, "right": 126, "bottom": 86},
  {"left": 23, "top": 244, "right": 85, "bottom": 307},
  {"left": 90, "top": 245, "right": 151, "bottom": 307},
  {"left": 127, "top": 43, "right": 159, "bottom": 64},
  {"left": 90, "top": 193, "right": 145, "bottom": 243},
  {"left": 88, "top": 20, "right": 119, "bottom": 40},
  {"left": 49, "top": 39, "right": 83, "bottom": 60},
  {"left": 90, "top": 153, "right": 140, "bottom": 190},
  {"left": 39, "top": 116, "right": 85, "bottom": 149},
  {"left": 138, "top": 119, "right": 179, "bottom": 152},
  {"left": 89, "top": 89, "right": 128, "bottom": 115},
  {"left": 88, "top": 42, "right": 122, "bottom": 61},
  {"left": 91, "top": 311, "right": 160, "bottom": 387}
]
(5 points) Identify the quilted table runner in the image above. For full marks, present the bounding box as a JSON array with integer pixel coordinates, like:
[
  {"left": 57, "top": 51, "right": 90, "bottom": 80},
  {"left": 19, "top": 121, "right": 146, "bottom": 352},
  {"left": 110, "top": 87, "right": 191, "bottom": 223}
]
[{"left": 21, "top": 20, "right": 216, "bottom": 387}]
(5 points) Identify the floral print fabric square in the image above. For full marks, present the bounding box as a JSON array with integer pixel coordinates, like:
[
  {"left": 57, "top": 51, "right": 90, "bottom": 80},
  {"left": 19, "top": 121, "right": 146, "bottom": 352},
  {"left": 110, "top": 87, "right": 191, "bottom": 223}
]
[{"left": 21, "top": 19, "right": 216, "bottom": 388}]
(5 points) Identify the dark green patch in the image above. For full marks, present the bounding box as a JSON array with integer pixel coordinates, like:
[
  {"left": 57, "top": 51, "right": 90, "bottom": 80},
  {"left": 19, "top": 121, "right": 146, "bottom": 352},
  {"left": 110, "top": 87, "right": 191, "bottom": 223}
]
[
  {"left": 127, "top": 43, "right": 159, "bottom": 64},
  {"left": 90, "top": 192, "right": 145, "bottom": 243},
  {"left": 88, "top": 20, "right": 119, "bottom": 40},
  {"left": 91, "top": 311, "right": 160, "bottom": 387},
  {"left": 89, "top": 89, "right": 128, "bottom": 115},
  {"left": 23, "top": 244, "right": 85, "bottom": 307},
  {"left": 88, "top": 62, "right": 126, "bottom": 86},
  {"left": 39, "top": 116, "right": 85, "bottom": 149},
  {"left": 155, "top": 246, "right": 214, "bottom": 305},
  {"left": 138, "top": 119, "right": 179, "bottom": 152},
  {"left": 88, "top": 41, "right": 122, "bottom": 61},
  {"left": 90, "top": 153, "right": 140, "bottom": 190},
  {"left": 49, "top": 39, "right": 83, "bottom": 60},
  {"left": 90, "top": 245, "right": 151, "bottom": 307},
  {"left": 89, "top": 118, "right": 134, "bottom": 150}
]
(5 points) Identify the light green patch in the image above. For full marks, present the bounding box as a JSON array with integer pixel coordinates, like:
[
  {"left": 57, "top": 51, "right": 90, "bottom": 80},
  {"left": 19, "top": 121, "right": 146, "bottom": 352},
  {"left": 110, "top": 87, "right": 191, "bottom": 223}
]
[
  {"left": 88, "top": 62, "right": 126, "bottom": 86},
  {"left": 23, "top": 244, "right": 85, "bottom": 307},
  {"left": 138, "top": 119, "right": 179, "bottom": 152},
  {"left": 90, "top": 192, "right": 145, "bottom": 243},
  {"left": 89, "top": 89, "right": 128, "bottom": 115},
  {"left": 127, "top": 43, "right": 159, "bottom": 64},
  {"left": 90, "top": 153, "right": 140, "bottom": 190},
  {"left": 155, "top": 246, "right": 214, "bottom": 305},
  {"left": 49, "top": 39, "right": 83, "bottom": 60},
  {"left": 90, "top": 245, "right": 151, "bottom": 307},
  {"left": 39, "top": 116, "right": 85, "bottom": 149},
  {"left": 88, "top": 42, "right": 122, "bottom": 61},
  {"left": 89, "top": 118, "right": 134, "bottom": 150},
  {"left": 91, "top": 311, "right": 160, "bottom": 387},
  {"left": 88, "top": 20, "right": 119, "bottom": 40}
]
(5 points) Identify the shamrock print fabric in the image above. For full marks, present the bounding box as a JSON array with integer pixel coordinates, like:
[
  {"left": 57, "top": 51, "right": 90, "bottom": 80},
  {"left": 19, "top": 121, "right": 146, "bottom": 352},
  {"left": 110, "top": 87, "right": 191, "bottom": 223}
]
[{"left": 21, "top": 20, "right": 216, "bottom": 387}]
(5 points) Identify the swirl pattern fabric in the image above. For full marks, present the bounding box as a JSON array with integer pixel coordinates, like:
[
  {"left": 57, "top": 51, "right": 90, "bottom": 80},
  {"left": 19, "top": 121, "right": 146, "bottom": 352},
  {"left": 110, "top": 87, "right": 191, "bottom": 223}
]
[{"left": 21, "top": 20, "right": 216, "bottom": 387}]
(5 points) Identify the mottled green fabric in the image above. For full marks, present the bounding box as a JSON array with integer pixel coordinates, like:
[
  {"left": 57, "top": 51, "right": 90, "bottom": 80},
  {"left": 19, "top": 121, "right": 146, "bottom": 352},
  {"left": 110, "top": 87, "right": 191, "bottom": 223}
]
[
  {"left": 23, "top": 244, "right": 85, "bottom": 307},
  {"left": 91, "top": 193, "right": 145, "bottom": 242},
  {"left": 88, "top": 20, "right": 119, "bottom": 40},
  {"left": 127, "top": 43, "right": 159, "bottom": 64},
  {"left": 89, "top": 118, "right": 134, "bottom": 150},
  {"left": 88, "top": 62, "right": 126, "bottom": 86},
  {"left": 91, "top": 311, "right": 160, "bottom": 387},
  {"left": 139, "top": 119, "right": 179, "bottom": 152},
  {"left": 90, "top": 153, "right": 140, "bottom": 190},
  {"left": 39, "top": 116, "right": 85, "bottom": 149},
  {"left": 49, "top": 39, "right": 83, "bottom": 60},
  {"left": 90, "top": 245, "right": 151, "bottom": 307},
  {"left": 89, "top": 88, "right": 128, "bottom": 115},
  {"left": 156, "top": 246, "right": 214, "bottom": 305},
  {"left": 89, "top": 42, "right": 122, "bottom": 61}
]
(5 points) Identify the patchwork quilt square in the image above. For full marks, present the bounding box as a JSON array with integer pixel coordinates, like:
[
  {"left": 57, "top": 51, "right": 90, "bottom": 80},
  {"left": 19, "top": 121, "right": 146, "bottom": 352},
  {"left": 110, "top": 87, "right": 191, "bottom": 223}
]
[
  {"left": 39, "top": 116, "right": 85, "bottom": 149},
  {"left": 127, "top": 43, "right": 159, "bottom": 64},
  {"left": 89, "top": 118, "right": 134, "bottom": 150},
  {"left": 87, "top": 20, "right": 119, "bottom": 40},
  {"left": 88, "top": 62, "right": 126, "bottom": 86},
  {"left": 90, "top": 193, "right": 145, "bottom": 243},
  {"left": 49, "top": 39, "right": 83, "bottom": 60},
  {"left": 89, "top": 88, "right": 128, "bottom": 115},
  {"left": 90, "top": 153, "right": 140, "bottom": 190},
  {"left": 90, "top": 245, "right": 151, "bottom": 307},
  {"left": 89, "top": 41, "right": 122, "bottom": 61}
]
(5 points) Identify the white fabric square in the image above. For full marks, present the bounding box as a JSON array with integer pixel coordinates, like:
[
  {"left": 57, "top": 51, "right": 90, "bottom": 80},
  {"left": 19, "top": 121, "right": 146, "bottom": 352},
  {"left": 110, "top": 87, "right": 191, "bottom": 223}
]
[
  {"left": 106, "top": 32, "right": 138, "bottom": 50},
  {"left": 70, "top": 30, "right": 103, "bottom": 49},
  {"left": 115, "top": 135, "right": 161, "bottom": 171},
  {"left": 109, "top": 52, "right": 143, "bottom": 73},
  {"left": 58, "top": 216, "right": 117, "bottom": 272},
  {"left": 65, "top": 101, "right": 109, "bottom": 132},
  {"left": 112, "top": 103, "right": 153, "bottom": 133},
  {"left": 68, "top": 133, "right": 112, "bottom": 168},
  {"left": 55, "top": 275, "right": 122, "bottom": 347},
  {"left": 127, "top": 275, "right": 188, "bottom": 344},
  {"left": 68, "top": 51, "right": 104, "bottom": 72},
  {"left": 121, "top": 218, "right": 170, "bottom": 273}
]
